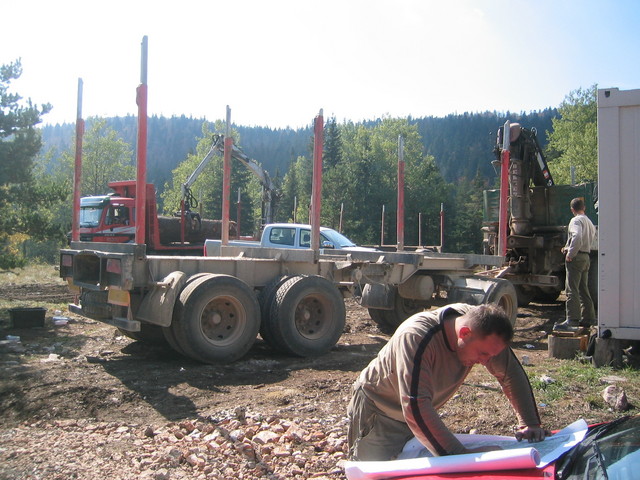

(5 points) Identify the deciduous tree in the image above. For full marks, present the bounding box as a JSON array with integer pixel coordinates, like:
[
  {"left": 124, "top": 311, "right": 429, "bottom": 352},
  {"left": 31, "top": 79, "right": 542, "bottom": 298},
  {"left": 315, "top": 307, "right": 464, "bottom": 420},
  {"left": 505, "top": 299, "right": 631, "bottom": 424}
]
[{"left": 546, "top": 85, "right": 597, "bottom": 184}]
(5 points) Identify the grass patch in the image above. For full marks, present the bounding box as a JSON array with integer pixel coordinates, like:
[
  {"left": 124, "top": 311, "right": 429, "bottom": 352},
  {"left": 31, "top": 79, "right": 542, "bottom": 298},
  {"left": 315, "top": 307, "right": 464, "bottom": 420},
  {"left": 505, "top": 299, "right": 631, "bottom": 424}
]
[
  {"left": 527, "top": 358, "right": 640, "bottom": 411},
  {"left": 0, "top": 263, "right": 63, "bottom": 286}
]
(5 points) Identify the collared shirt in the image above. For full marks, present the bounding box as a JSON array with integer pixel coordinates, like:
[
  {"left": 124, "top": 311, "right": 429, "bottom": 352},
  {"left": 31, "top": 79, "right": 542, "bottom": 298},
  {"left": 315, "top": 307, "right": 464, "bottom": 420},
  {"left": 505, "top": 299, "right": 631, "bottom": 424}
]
[
  {"left": 565, "top": 213, "right": 596, "bottom": 259},
  {"left": 355, "top": 304, "right": 541, "bottom": 456}
]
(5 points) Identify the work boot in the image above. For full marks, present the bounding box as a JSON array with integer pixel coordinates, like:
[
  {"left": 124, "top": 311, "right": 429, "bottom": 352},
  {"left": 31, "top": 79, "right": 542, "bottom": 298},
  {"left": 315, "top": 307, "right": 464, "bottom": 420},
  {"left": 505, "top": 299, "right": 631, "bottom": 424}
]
[{"left": 553, "top": 320, "right": 581, "bottom": 332}]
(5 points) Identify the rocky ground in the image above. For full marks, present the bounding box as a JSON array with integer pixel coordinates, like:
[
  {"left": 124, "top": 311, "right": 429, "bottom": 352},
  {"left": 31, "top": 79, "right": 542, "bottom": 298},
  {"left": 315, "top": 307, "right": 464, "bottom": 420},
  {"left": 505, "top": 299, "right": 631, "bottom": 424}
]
[{"left": 0, "top": 282, "right": 637, "bottom": 480}]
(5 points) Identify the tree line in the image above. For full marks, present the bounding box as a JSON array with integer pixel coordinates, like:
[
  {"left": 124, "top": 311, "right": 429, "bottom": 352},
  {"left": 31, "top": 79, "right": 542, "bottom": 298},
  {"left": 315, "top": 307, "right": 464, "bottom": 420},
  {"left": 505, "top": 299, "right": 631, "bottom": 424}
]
[{"left": 1, "top": 58, "right": 597, "bottom": 268}]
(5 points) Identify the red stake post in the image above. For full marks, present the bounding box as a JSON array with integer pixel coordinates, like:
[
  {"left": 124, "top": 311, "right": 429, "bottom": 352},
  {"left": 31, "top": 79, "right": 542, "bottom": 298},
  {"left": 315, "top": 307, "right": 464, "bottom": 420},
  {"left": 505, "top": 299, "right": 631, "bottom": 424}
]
[
  {"left": 221, "top": 106, "right": 232, "bottom": 245},
  {"left": 397, "top": 135, "right": 405, "bottom": 251},
  {"left": 135, "top": 36, "right": 149, "bottom": 246},
  {"left": 497, "top": 121, "right": 511, "bottom": 257}
]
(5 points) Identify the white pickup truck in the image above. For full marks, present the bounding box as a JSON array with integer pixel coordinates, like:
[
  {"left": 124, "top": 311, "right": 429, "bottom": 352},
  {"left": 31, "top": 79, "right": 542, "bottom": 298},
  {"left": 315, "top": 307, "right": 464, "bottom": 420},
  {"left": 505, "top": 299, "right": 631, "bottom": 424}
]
[{"left": 204, "top": 223, "right": 377, "bottom": 256}]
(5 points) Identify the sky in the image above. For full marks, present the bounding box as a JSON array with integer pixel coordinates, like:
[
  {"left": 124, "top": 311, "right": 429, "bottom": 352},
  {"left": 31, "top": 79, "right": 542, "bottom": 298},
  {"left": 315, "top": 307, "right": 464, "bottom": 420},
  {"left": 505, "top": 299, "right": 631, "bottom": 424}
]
[{"left": 3, "top": 0, "right": 639, "bottom": 129}]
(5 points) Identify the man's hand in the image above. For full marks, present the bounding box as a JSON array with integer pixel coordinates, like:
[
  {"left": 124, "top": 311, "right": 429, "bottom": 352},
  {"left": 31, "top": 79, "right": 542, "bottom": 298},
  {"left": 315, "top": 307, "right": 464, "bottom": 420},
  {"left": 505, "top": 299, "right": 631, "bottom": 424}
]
[{"left": 515, "top": 425, "right": 552, "bottom": 443}]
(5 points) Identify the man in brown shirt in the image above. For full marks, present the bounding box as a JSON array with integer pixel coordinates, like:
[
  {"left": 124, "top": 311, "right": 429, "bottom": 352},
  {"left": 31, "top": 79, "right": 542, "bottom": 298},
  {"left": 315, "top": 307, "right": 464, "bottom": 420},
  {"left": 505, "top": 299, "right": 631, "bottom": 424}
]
[{"left": 347, "top": 303, "right": 549, "bottom": 461}]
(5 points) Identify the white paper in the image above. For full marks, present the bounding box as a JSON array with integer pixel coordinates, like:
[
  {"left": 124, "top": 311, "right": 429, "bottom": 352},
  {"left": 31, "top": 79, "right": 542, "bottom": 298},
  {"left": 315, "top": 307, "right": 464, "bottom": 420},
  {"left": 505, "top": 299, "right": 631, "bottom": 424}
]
[{"left": 344, "top": 419, "right": 589, "bottom": 480}]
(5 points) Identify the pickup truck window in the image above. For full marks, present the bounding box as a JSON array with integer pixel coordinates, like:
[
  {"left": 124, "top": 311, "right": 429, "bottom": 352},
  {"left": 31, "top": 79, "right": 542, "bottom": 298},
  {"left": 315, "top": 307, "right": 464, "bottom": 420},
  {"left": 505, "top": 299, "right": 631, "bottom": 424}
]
[
  {"left": 269, "top": 227, "right": 296, "bottom": 246},
  {"left": 300, "top": 229, "right": 331, "bottom": 248},
  {"left": 300, "top": 231, "right": 311, "bottom": 247}
]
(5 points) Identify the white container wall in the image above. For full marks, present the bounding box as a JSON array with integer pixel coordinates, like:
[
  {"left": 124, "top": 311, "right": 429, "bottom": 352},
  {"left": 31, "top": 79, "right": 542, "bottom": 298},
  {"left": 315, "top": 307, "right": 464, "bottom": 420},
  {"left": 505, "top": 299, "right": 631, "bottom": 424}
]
[{"left": 597, "top": 87, "right": 640, "bottom": 341}]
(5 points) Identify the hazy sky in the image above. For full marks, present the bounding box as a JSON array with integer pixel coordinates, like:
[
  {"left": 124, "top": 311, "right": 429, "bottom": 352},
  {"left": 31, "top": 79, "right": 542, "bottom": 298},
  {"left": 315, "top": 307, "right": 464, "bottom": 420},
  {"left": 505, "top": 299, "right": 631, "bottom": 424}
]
[{"left": 4, "top": 0, "right": 639, "bottom": 129}]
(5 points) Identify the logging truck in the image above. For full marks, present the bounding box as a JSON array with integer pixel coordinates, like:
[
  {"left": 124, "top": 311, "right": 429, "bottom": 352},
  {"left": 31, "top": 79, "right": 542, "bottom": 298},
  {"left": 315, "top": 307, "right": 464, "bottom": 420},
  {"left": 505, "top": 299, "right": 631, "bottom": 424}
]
[{"left": 59, "top": 36, "right": 518, "bottom": 364}]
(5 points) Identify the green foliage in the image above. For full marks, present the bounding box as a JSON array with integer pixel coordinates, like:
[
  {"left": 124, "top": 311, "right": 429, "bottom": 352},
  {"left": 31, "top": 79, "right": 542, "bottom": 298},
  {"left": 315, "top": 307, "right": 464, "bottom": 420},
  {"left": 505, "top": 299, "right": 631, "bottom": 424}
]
[
  {"left": 0, "top": 59, "right": 55, "bottom": 268},
  {"left": 280, "top": 117, "right": 452, "bottom": 247},
  {"left": 546, "top": 85, "right": 598, "bottom": 184},
  {"left": 56, "top": 118, "right": 135, "bottom": 196}
]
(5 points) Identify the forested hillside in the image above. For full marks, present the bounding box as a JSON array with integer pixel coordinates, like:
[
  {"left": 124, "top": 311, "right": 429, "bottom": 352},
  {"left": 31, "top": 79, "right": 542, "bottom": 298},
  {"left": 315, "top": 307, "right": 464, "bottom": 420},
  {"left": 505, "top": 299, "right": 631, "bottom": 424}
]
[{"left": 40, "top": 109, "right": 556, "bottom": 190}]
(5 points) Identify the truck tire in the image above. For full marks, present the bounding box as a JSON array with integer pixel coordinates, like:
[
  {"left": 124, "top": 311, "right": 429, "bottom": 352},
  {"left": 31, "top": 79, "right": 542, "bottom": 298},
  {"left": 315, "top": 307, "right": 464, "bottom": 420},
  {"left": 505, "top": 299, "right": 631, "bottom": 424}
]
[
  {"left": 367, "top": 308, "right": 394, "bottom": 334},
  {"left": 162, "top": 325, "right": 186, "bottom": 355},
  {"left": 117, "top": 324, "right": 168, "bottom": 346},
  {"left": 257, "top": 275, "right": 293, "bottom": 352},
  {"left": 164, "top": 272, "right": 214, "bottom": 356},
  {"left": 368, "top": 287, "right": 424, "bottom": 333},
  {"left": 485, "top": 279, "right": 518, "bottom": 326},
  {"left": 171, "top": 274, "right": 260, "bottom": 363},
  {"left": 514, "top": 285, "right": 536, "bottom": 307},
  {"left": 267, "top": 275, "right": 345, "bottom": 356},
  {"left": 534, "top": 286, "right": 561, "bottom": 303}
]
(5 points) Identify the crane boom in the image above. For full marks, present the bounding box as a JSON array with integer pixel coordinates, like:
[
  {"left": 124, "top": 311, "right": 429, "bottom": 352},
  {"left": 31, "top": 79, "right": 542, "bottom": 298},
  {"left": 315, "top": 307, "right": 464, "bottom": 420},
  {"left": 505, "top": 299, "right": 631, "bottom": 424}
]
[{"left": 181, "top": 134, "right": 276, "bottom": 224}]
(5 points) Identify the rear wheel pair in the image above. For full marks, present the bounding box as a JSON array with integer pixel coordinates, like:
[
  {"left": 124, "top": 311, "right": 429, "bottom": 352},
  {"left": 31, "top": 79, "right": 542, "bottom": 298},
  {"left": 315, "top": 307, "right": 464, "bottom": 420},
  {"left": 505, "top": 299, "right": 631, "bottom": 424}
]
[{"left": 259, "top": 275, "right": 346, "bottom": 357}]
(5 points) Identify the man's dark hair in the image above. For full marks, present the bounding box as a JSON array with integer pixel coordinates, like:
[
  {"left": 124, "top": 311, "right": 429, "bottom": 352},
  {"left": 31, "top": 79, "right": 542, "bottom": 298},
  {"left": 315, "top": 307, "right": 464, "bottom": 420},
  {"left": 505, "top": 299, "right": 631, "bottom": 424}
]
[
  {"left": 466, "top": 304, "right": 513, "bottom": 343},
  {"left": 570, "top": 197, "right": 585, "bottom": 212}
]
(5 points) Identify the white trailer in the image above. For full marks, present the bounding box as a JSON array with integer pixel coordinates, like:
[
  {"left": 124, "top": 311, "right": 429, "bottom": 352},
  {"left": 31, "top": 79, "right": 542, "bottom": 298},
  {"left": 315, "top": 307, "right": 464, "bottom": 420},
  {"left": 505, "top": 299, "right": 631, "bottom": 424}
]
[{"left": 593, "top": 87, "right": 640, "bottom": 366}]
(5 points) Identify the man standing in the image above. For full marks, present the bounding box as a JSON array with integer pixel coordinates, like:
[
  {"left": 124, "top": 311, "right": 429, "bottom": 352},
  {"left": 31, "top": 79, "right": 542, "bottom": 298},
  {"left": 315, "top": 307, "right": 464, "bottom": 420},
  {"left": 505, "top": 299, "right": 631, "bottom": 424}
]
[
  {"left": 554, "top": 197, "right": 597, "bottom": 332},
  {"left": 347, "top": 303, "right": 549, "bottom": 461}
]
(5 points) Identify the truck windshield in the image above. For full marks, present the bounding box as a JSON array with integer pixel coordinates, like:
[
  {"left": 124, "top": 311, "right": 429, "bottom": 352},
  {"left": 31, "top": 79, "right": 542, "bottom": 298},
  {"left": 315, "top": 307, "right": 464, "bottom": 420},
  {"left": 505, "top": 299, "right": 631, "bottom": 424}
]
[{"left": 79, "top": 207, "right": 103, "bottom": 227}]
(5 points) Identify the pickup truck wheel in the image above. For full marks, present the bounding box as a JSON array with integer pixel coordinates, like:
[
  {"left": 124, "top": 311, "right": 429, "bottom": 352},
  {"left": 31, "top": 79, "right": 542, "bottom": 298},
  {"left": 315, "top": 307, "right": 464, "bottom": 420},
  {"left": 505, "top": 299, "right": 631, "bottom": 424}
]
[
  {"left": 268, "top": 275, "right": 345, "bottom": 356},
  {"left": 172, "top": 274, "right": 260, "bottom": 363},
  {"left": 258, "top": 276, "right": 293, "bottom": 352},
  {"left": 485, "top": 279, "right": 518, "bottom": 326}
]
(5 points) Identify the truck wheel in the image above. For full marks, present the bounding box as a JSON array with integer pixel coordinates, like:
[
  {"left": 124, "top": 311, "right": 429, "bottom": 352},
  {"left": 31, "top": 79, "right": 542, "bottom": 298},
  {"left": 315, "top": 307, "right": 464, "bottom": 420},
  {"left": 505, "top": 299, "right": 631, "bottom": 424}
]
[
  {"left": 485, "top": 279, "right": 518, "bottom": 326},
  {"left": 369, "top": 287, "right": 423, "bottom": 333},
  {"left": 165, "top": 272, "right": 216, "bottom": 356},
  {"left": 117, "top": 324, "right": 168, "bottom": 346},
  {"left": 514, "top": 285, "right": 535, "bottom": 307},
  {"left": 368, "top": 308, "right": 394, "bottom": 334},
  {"left": 268, "top": 275, "right": 345, "bottom": 356},
  {"left": 162, "top": 325, "right": 186, "bottom": 355},
  {"left": 257, "top": 275, "right": 293, "bottom": 352},
  {"left": 171, "top": 274, "right": 260, "bottom": 363},
  {"left": 534, "top": 286, "right": 561, "bottom": 303}
]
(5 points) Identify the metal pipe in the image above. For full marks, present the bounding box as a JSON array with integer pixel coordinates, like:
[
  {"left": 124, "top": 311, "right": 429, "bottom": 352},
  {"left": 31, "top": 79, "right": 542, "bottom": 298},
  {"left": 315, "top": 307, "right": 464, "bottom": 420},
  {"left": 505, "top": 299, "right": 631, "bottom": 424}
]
[
  {"left": 397, "top": 135, "right": 405, "bottom": 251},
  {"left": 71, "top": 78, "right": 84, "bottom": 242},
  {"left": 222, "top": 106, "right": 232, "bottom": 245},
  {"left": 135, "top": 36, "right": 149, "bottom": 246}
]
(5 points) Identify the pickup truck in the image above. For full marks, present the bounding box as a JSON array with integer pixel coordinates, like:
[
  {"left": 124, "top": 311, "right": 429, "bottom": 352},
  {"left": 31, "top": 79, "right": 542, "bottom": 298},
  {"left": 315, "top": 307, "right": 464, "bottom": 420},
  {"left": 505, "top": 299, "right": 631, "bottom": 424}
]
[{"left": 204, "top": 223, "right": 377, "bottom": 256}]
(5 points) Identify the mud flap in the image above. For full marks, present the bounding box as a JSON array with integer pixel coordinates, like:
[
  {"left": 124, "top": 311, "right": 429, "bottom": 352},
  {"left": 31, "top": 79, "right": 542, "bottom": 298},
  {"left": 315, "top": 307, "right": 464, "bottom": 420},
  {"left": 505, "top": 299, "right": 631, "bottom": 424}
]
[{"left": 136, "top": 271, "right": 187, "bottom": 327}]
